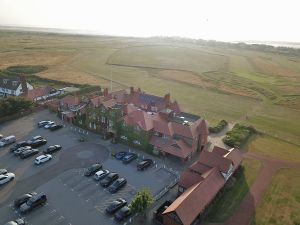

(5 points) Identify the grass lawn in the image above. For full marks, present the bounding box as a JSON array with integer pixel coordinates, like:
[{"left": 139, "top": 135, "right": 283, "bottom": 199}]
[
  {"left": 251, "top": 169, "right": 300, "bottom": 225},
  {"left": 207, "top": 157, "right": 262, "bottom": 223},
  {"left": 246, "top": 135, "right": 300, "bottom": 163},
  {"left": 1, "top": 30, "right": 300, "bottom": 146}
]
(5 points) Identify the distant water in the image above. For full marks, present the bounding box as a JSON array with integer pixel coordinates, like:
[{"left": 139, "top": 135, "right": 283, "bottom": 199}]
[{"left": 1, "top": 25, "right": 299, "bottom": 49}]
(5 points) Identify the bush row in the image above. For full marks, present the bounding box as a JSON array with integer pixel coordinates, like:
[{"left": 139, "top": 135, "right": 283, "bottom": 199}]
[
  {"left": 209, "top": 120, "right": 228, "bottom": 133},
  {"left": 222, "top": 124, "right": 256, "bottom": 147}
]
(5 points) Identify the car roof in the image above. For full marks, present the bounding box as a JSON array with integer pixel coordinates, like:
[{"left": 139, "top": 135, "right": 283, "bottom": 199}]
[{"left": 36, "top": 155, "right": 47, "bottom": 160}]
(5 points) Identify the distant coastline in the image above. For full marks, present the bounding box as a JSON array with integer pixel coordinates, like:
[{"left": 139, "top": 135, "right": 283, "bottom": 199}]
[{"left": 0, "top": 25, "right": 299, "bottom": 49}]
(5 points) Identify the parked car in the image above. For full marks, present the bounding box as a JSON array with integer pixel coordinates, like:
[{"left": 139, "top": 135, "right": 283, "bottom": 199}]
[
  {"left": 105, "top": 198, "right": 127, "bottom": 214},
  {"left": 114, "top": 206, "right": 131, "bottom": 221},
  {"left": 49, "top": 124, "right": 63, "bottom": 131},
  {"left": 26, "top": 136, "right": 43, "bottom": 145},
  {"left": 4, "top": 219, "right": 25, "bottom": 225},
  {"left": 29, "top": 139, "right": 47, "bottom": 148},
  {"left": 108, "top": 178, "right": 127, "bottom": 193},
  {"left": 100, "top": 172, "right": 119, "bottom": 187},
  {"left": 137, "top": 159, "right": 153, "bottom": 171},
  {"left": 37, "top": 121, "right": 51, "bottom": 127},
  {"left": 0, "top": 172, "right": 15, "bottom": 185},
  {"left": 14, "top": 146, "right": 32, "bottom": 156},
  {"left": 122, "top": 153, "right": 138, "bottom": 164},
  {"left": 20, "top": 149, "right": 39, "bottom": 159},
  {"left": 34, "top": 154, "right": 52, "bottom": 165},
  {"left": 19, "top": 192, "right": 47, "bottom": 213},
  {"left": 84, "top": 163, "right": 102, "bottom": 176},
  {"left": 94, "top": 169, "right": 109, "bottom": 181},
  {"left": 115, "top": 151, "right": 127, "bottom": 160},
  {"left": 14, "top": 192, "right": 37, "bottom": 208},
  {"left": 44, "top": 122, "right": 55, "bottom": 129},
  {"left": 0, "top": 168, "right": 8, "bottom": 175},
  {"left": 10, "top": 141, "right": 29, "bottom": 152},
  {"left": 0, "top": 135, "right": 16, "bottom": 147},
  {"left": 44, "top": 145, "right": 62, "bottom": 154}
]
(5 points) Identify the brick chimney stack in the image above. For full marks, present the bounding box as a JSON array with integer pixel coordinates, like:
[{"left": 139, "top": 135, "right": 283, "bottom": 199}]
[
  {"left": 130, "top": 86, "right": 134, "bottom": 95},
  {"left": 164, "top": 93, "right": 171, "bottom": 104},
  {"left": 19, "top": 74, "right": 28, "bottom": 96},
  {"left": 103, "top": 88, "right": 109, "bottom": 97}
]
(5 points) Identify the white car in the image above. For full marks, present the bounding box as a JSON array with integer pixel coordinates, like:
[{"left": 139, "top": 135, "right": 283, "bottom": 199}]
[
  {"left": 44, "top": 122, "right": 55, "bottom": 129},
  {"left": 0, "top": 172, "right": 15, "bottom": 185},
  {"left": 34, "top": 154, "right": 52, "bottom": 165}
]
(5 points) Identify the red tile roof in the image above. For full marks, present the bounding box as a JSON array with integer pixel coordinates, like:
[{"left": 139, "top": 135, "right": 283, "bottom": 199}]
[
  {"left": 27, "top": 86, "right": 54, "bottom": 99},
  {"left": 178, "top": 170, "right": 204, "bottom": 190},
  {"left": 163, "top": 167, "right": 225, "bottom": 225},
  {"left": 164, "top": 147, "right": 243, "bottom": 225},
  {"left": 61, "top": 95, "right": 80, "bottom": 106},
  {"left": 124, "top": 110, "right": 155, "bottom": 131},
  {"left": 198, "top": 150, "right": 232, "bottom": 173}
]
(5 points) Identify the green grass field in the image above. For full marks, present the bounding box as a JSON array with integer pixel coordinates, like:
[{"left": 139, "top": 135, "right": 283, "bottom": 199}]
[
  {"left": 207, "top": 157, "right": 262, "bottom": 222},
  {"left": 1, "top": 30, "right": 299, "bottom": 146},
  {"left": 252, "top": 169, "right": 300, "bottom": 225},
  {"left": 245, "top": 135, "right": 300, "bottom": 163}
]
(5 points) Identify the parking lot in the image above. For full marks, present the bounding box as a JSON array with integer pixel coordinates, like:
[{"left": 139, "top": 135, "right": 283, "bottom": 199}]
[{"left": 0, "top": 110, "right": 178, "bottom": 225}]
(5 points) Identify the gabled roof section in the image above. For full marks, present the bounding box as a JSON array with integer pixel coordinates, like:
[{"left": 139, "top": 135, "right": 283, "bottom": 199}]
[
  {"left": 163, "top": 167, "right": 225, "bottom": 225},
  {"left": 0, "top": 76, "right": 21, "bottom": 90},
  {"left": 198, "top": 150, "right": 233, "bottom": 173},
  {"left": 61, "top": 95, "right": 80, "bottom": 106},
  {"left": 123, "top": 109, "right": 155, "bottom": 131},
  {"left": 27, "top": 86, "right": 55, "bottom": 99}
]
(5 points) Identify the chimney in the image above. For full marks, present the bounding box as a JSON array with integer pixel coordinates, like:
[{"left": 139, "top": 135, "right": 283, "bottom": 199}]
[
  {"left": 137, "top": 87, "right": 141, "bottom": 93},
  {"left": 103, "top": 88, "right": 109, "bottom": 97},
  {"left": 130, "top": 86, "right": 134, "bottom": 95},
  {"left": 19, "top": 74, "right": 28, "bottom": 96},
  {"left": 164, "top": 93, "right": 171, "bottom": 104}
]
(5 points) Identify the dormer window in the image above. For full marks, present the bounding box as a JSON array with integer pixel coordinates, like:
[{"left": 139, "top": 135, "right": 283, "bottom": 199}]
[{"left": 3, "top": 79, "right": 8, "bottom": 84}]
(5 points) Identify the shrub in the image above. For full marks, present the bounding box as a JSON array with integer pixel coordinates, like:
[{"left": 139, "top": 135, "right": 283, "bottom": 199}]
[
  {"left": 222, "top": 124, "right": 256, "bottom": 148},
  {"left": 6, "top": 65, "right": 48, "bottom": 74},
  {"left": 209, "top": 120, "right": 228, "bottom": 133},
  {"left": 0, "top": 97, "right": 33, "bottom": 117}
]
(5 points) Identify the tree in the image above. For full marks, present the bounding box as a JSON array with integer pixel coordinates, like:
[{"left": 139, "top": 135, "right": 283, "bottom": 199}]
[{"left": 129, "top": 188, "right": 154, "bottom": 215}]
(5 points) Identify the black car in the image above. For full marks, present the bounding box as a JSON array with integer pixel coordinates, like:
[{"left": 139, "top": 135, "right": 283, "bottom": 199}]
[
  {"left": 4, "top": 218, "right": 25, "bottom": 225},
  {"left": 108, "top": 178, "right": 127, "bottom": 193},
  {"left": 84, "top": 163, "right": 102, "bottom": 176},
  {"left": 114, "top": 151, "right": 127, "bottom": 160},
  {"left": 100, "top": 172, "right": 119, "bottom": 187},
  {"left": 10, "top": 141, "right": 29, "bottom": 152},
  {"left": 49, "top": 124, "right": 63, "bottom": 131},
  {"left": 105, "top": 198, "right": 127, "bottom": 214},
  {"left": 29, "top": 139, "right": 47, "bottom": 148},
  {"left": 19, "top": 192, "right": 47, "bottom": 213},
  {"left": 13, "top": 146, "right": 32, "bottom": 156},
  {"left": 44, "top": 145, "right": 62, "bottom": 154},
  {"left": 14, "top": 192, "right": 37, "bottom": 208},
  {"left": 0, "top": 168, "right": 8, "bottom": 175},
  {"left": 20, "top": 149, "right": 39, "bottom": 159},
  {"left": 137, "top": 159, "right": 153, "bottom": 170},
  {"left": 114, "top": 206, "right": 131, "bottom": 221},
  {"left": 122, "top": 153, "right": 138, "bottom": 164}
]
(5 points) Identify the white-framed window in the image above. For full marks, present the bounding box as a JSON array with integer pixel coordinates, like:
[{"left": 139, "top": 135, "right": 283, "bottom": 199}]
[
  {"left": 120, "top": 135, "right": 128, "bottom": 140},
  {"left": 133, "top": 140, "right": 141, "bottom": 145},
  {"left": 93, "top": 123, "right": 96, "bottom": 129},
  {"left": 89, "top": 122, "right": 92, "bottom": 128},
  {"left": 109, "top": 120, "right": 113, "bottom": 127},
  {"left": 101, "top": 116, "right": 106, "bottom": 123},
  {"left": 12, "top": 81, "right": 18, "bottom": 86},
  {"left": 3, "top": 79, "right": 8, "bottom": 84}
]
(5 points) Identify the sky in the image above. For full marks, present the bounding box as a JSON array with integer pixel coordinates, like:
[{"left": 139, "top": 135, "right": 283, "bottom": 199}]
[{"left": 0, "top": 0, "right": 299, "bottom": 42}]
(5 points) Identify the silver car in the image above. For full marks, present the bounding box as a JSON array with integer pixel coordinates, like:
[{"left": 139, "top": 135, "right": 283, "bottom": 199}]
[{"left": 0, "top": 172, "right": 15, "bottom": 185}]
